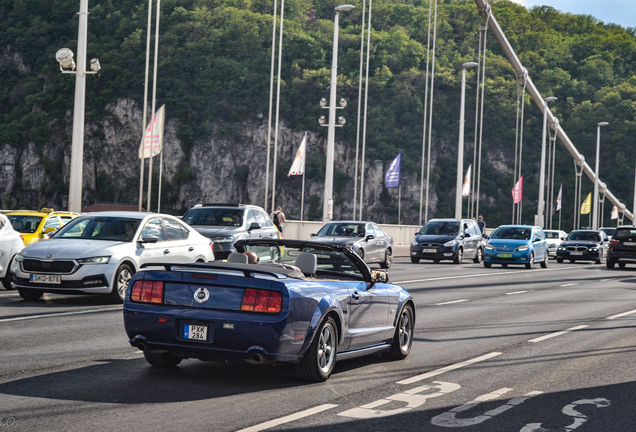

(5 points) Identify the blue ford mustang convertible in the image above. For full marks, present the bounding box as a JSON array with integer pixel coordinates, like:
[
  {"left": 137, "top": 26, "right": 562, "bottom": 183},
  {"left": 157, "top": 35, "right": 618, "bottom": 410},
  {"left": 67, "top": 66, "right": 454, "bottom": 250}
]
[{"left": 123, "top": 239, "right": 415, "bottom": 382}]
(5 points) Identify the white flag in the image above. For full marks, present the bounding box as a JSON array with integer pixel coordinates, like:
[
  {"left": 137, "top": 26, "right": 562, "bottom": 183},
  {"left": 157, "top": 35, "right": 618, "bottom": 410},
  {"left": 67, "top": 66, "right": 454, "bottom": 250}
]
[
  {"left": 287, "top": 133, "right": 307, "bottom": 176},
  {"left": 611, "top": 206, "right": 619, "bottom": 220},
  {"left": 556, "top": 184, "right": 562, "bottom": 212},
  {"left": 138, "top": 105, "right": 165, "bottom": 159},
  {"left": 462, "top": 164, "right": 471, "bottom": 197}
]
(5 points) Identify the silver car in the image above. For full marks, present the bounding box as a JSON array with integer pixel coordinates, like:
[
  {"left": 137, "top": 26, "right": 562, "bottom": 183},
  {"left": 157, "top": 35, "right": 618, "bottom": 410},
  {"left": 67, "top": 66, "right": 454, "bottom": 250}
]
[
  {"left": 307, "top": 221, "right": 393, "bottom": 268},
  {"left": 10, "top": 212, "right": 214, "bottom": 303},
  {"left": 544, "top": 229, "right": 568, "bottom": 258},
  {"left": 0, "top": 213, "right": 25, "bottom": 289}
]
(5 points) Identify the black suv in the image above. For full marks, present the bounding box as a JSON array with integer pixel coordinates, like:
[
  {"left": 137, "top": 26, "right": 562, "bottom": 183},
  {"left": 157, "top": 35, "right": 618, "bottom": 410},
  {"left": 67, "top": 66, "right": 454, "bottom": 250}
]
[
  {"left": 607, "top": 226, "right": 636, "bottom": 269},
  {"left": 410, "top": 218, "right": 484, "bottom": 264},
  {"left": 182, "top": 204, "right": 280, "bottom": 260}
]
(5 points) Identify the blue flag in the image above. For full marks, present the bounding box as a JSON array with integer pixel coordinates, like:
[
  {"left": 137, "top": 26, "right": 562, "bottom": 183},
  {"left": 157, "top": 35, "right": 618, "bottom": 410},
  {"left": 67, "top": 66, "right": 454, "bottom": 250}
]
[{"left": 385, "top": 153, "right": 402, "bottom": 188}]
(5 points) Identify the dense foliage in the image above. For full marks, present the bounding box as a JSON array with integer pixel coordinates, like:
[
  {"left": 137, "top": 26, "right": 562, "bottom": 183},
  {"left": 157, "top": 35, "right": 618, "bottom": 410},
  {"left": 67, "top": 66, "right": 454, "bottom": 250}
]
[{"left": 1, "top": 0, "right": 635, "bottom": 227}]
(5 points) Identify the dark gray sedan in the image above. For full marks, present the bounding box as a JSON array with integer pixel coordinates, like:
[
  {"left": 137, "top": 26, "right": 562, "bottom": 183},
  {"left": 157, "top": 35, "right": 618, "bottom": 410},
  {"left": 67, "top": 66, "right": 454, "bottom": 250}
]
[{"left": 307, "top": 221, "right": 393, "bottom": 268}]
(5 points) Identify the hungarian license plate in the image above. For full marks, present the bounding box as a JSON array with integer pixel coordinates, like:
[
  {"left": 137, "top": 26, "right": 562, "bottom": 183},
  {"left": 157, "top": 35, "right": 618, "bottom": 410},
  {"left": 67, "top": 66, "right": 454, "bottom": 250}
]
[
  {"left": 184, "top": 324, "right": 208, "bottom": 341},
  {"left": 624, "top": 242, "right": 636, "bottom": 246},
  {"left": 422, "top": 248, "right": 437, "bottom": 253},
  {"left": 497, "top": 253, "right": 512, "bottom": 258},
  {"left": 30, "top": 274, "right": 61, "bottom": 284},
  {"left": 570, "top": 251, "right": 583, "bottom": 255}
]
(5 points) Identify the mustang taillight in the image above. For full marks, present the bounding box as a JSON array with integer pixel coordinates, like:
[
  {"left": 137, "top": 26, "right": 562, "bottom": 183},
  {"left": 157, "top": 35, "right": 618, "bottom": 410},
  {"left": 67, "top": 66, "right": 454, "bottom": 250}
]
[
  {"left": 131, "top": 280, "right": 164, "bottom": 304},
  {"left": 241, "top": 289, "right": 282, "bottom": 313}
]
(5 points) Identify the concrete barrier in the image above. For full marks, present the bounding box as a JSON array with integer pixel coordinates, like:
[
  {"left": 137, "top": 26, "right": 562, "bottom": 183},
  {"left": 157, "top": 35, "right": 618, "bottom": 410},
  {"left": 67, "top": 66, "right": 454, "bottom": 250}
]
[{"left": 282, "top": 220, "right": 421, "bottom": 246}]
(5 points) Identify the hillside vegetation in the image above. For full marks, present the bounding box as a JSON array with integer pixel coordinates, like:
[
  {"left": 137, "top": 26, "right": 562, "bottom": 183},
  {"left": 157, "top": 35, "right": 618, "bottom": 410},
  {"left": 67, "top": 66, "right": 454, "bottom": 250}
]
[{"left": 1, "top": 0, "right": 635, "bottom": 227}]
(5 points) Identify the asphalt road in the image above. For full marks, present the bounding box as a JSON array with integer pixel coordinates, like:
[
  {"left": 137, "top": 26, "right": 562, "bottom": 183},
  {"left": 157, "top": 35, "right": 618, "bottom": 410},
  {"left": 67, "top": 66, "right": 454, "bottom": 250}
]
[{"left": 1, "top": 258, "right": 636, "bottom": 431}]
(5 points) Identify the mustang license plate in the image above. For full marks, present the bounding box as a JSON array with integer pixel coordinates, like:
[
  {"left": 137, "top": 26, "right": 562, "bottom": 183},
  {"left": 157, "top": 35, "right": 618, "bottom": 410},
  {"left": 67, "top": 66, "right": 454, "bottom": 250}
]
[
  {"left": 30, "top": 274, "right": 61, "bottom": 284},
  {"left": 497, "top": 253, "right": 512, "bottom": 258},
  {"left": 570, "top": 251, "right": 583, "bottom": 255},
  {"left": 422, "top": 248, "right": 437, "bottom": 253},
  {"left": 184, "top": 324, "right": 208, "bottom": 341}
]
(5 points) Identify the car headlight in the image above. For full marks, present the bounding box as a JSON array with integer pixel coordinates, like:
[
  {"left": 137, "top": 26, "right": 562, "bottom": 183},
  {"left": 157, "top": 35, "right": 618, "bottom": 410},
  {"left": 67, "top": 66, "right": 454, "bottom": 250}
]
[
  {"left": 558, "top": 247, "right": 565, "bottom": 251},
  {"left": 411, "top": 240, "right": 419, "bottom": 246},
  {"left": 213, "top": 236, "right": 235, "bottom": 244},
  {"left": 77, "top": 256, "right": 111, "bottom": 265},
  {"left": 443, "top": 240, "right": 456, "bottom": 247},
  {"left": 517, "top": 245, "right": 529, "bottom": 251},
  {"left": 485, "top": 244, "right": 494, "bottom": 250},
  {"left": 589, "top": 248, "right": 599, "bottom": 252},
  {"left": 14, "top": 253, "right": 24, "bottom": 262}
]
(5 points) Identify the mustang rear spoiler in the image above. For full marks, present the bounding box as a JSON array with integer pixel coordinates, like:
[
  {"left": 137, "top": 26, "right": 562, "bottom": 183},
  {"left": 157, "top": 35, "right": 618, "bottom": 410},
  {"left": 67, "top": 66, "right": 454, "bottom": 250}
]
[{"left": 139, "top": 262, "right": 291, "bottom": 279}]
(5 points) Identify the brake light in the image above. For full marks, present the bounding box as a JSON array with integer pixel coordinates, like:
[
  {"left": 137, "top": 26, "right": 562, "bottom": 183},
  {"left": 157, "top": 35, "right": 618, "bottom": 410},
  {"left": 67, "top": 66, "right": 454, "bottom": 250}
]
[
  {"left": 609, "top": 239, "right": 619, "bottom": 246},
  {"left": 241, "top": 288, "right": 282, "bottom": 313},
  {"left": 130, "top": 280, "right": 164, "bottom": 304}
]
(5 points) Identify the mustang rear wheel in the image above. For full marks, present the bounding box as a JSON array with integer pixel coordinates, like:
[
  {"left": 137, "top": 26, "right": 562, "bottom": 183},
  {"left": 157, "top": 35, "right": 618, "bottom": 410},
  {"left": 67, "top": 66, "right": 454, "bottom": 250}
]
[
  {"left": 380, "top": 249, "right": 392, "bottom": 269},
  {"left": 384, "top": 304, "right": 414, "bottom": 360},
  {"left": 143, "top": 350, "right": 182, "bottom": 367},
  {"left": 108, "top": 263, "right": 134, "bottom": 304},
  {"left": 296, "top": 316, "right": 338, "bottom": 382}
]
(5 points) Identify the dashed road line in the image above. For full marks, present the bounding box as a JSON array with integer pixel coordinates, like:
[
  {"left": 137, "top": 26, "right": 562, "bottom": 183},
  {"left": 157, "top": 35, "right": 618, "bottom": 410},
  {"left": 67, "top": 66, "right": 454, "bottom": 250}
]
[
  {"left": 394, "top": 266, "right": 575, "bottom": 285},
  {"left": 559, "top": 283, "right": 577, "bottom": 287},
  {"left": 528, "top": 325, "right": 588, "bottom": 343},
  {"left": 237, "top": 404, "right": 339, "bottom": 432},
  {"left": 397, "top": 352, "right": 503, "bottom": 385},
  {"left": 0, "top": 306, "right": 122, "bottom": 323},
  {"left": 506, "top": 290, "right": 528, "bottom": 295},
  {"left": 435, "top": 299, "right": 469, "bottom": 306},
  {"left": 606, "top": 308, "right": 636, "bottom": 320}
]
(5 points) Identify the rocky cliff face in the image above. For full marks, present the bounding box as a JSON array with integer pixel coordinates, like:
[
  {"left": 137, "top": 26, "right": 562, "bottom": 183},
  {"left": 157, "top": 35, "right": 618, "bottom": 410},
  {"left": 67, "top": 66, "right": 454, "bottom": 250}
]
[{"left": 0, "top": 97, "right": 444, "bottom": 223}]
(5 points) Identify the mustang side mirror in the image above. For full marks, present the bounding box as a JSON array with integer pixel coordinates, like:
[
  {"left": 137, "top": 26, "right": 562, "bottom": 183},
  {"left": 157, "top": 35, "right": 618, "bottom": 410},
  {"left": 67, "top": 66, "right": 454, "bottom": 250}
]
[
  {"left": 366, "top": 235, "right": 374, "bottom": 241},
  {"left": 248, "top": 222, "right": 261, "bottom": 231},
  {"left": 370, "top": 270, "right": 389, "bottom": 283},
  {"left": 140, "top": 234, "right": 159, "bottom": 243}
]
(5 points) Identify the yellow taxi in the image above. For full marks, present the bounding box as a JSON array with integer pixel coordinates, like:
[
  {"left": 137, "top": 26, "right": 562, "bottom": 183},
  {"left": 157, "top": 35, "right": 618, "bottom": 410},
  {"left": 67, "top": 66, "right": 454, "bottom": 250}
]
[{"left": 5, "top": 208, "right": 80, "bottom": 245}]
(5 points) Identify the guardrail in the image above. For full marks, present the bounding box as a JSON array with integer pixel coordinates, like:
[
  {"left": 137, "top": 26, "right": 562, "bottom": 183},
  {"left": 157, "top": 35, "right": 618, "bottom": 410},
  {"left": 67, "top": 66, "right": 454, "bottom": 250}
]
[{"left": 282, "top": 221, "right": 422, "bottom": 245}]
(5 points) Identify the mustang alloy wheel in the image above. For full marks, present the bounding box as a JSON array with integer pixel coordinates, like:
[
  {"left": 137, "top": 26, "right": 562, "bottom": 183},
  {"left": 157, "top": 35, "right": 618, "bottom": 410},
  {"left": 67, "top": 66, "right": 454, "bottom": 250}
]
[
  {"left": 296, "top": 316, "right": 338, "bottom": 382},
  {"left": 385, "top": 304, "right": 414, "bottom": 360},
  {"left": 108, "top": 263, "right": 134, "bottom": 304}
]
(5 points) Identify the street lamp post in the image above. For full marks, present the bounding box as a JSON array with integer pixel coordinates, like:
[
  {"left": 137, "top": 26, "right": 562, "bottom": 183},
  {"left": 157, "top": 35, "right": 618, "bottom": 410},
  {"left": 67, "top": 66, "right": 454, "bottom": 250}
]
[
  {"left": 55, "top": 0, "right": 100, "bottom": 213},
  {"left": 593, "top": 121, "right": 609, "bottom": 230},
  {"left": 537, "top": 96, "right": 557, "bottom": 227},
  {"left": 322, "top": 4, "right": 354, "bottom": 224},
  {"left": 455, "top": 62, "right": 478, "bottom": 219}
]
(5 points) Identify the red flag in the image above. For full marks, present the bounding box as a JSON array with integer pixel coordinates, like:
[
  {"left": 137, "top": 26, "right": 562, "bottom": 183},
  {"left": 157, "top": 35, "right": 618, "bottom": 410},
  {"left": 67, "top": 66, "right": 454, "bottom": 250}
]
[{"left": 512, "top": 176, "right": 523, "bottom": 204}]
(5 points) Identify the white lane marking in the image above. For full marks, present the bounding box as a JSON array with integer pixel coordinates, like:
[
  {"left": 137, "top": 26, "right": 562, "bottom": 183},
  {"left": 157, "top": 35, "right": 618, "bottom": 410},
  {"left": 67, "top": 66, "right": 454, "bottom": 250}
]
[
  {"left": 606, "top": 308, "right": 636, "bottom": 320},
  {"left": 395, "top": 266, "right": 575, "bottom": 285},
  {"left": 0, "top": 306, "right": 122, "bottom": 323},
  {"left": 0, "top": 292, "right": 18, "bottom": 297},
  {"left": 435, "top": 299, "right": 468, "bottom": 306},
  {"left": 559, "top": 283, "right": 577, "bottom": 287},
  {"left": 506, "top": 290, "right": 528, "bottom": 295},
  {"left": 528, "top": 325, "right": 588, "bottom": 343},
  {"left": 236, "top": 404, "right": 338, "bottom": 432},
  {"left": 397, "top": 352, "right": 503, "bottom": 385}
]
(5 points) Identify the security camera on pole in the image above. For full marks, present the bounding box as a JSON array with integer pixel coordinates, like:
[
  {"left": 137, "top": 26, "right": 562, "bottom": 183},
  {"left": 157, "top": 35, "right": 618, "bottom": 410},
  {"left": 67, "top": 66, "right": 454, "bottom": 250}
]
[
  {"left": 321, "top": 4, "right": 354, "bottom": 224},
  {"left": 55, "top": 0, "right": 101, "bottom": 213}
]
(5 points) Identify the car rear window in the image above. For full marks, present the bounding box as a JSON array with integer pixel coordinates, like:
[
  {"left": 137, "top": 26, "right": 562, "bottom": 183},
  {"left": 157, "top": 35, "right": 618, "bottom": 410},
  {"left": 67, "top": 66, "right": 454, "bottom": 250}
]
[
  {"left": 7, "top": 215, "right": 43, "bottom": 233},
  {"left": 614, "top": 228, "right": 636, "bottom": 238}
]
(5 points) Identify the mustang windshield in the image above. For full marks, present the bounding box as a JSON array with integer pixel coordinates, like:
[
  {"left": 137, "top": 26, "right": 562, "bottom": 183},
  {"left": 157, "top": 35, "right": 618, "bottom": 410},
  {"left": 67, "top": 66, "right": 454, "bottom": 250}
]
[
  {"left": 419, "top": 221, "right": 459, "bottom": 236},
  {"left": 54, "top": 217, "right": 141, "bottom": 241},
  {"left": 243, "top": 244, "right": 365, "bottom": 280},
  {"left": 316, "top": 223, "right": 366, "bottom": 237},
  {"left": 183, "top": 208, "right": 244, "bottom": 227},
  {"left": 491, "top": 227, "right": 532, "bottom": 240}
]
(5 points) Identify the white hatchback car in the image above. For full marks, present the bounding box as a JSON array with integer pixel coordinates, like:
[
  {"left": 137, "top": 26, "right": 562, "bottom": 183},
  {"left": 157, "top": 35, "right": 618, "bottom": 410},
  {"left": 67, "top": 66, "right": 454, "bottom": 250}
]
[
  {"left": 0, "top": 213, "right": 25, "bottom": 289},
  {"left": 544, "top": 229, "right": 568, "bottom": 258},
  {"left": 10, "top": 212, "right": 214, "bottom": 302}
]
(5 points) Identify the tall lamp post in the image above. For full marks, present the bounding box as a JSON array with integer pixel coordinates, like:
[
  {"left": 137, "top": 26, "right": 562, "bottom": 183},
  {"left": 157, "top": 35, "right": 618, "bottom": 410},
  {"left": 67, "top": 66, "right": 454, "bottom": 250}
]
[
  {"left": 537, "top": 96, "right": 557, "bottom": 227},
  {"left": 592, "top": 121, "right": 609, "bottom": 229},
  {"left": 322, "top": 4, "right": 354, "bottom": 223},
  {"left": 455, "top": 61, "right": 479, "bottom": 219},
  {"left": 55, "top": 0, "right": 100, "bottom": 213}
]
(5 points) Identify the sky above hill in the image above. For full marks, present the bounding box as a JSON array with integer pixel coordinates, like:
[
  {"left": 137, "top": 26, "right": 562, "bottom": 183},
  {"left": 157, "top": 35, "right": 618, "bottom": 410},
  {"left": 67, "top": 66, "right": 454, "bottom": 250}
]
[{"left": 509, "top": 0, "right": 635, "bottom": 29}]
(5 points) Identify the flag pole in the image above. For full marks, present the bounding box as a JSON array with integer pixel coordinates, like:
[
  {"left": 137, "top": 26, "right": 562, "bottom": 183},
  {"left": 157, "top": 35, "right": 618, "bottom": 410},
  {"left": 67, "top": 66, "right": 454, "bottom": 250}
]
[
  {"left": 301, "top": 172, "right": 305, "bottom": 223},
  {"left": 398, "top": 184, "right": 401, "bottom": 225},
  {"left": 158, "top": 152, "right": 163, "bottom": 213}
]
